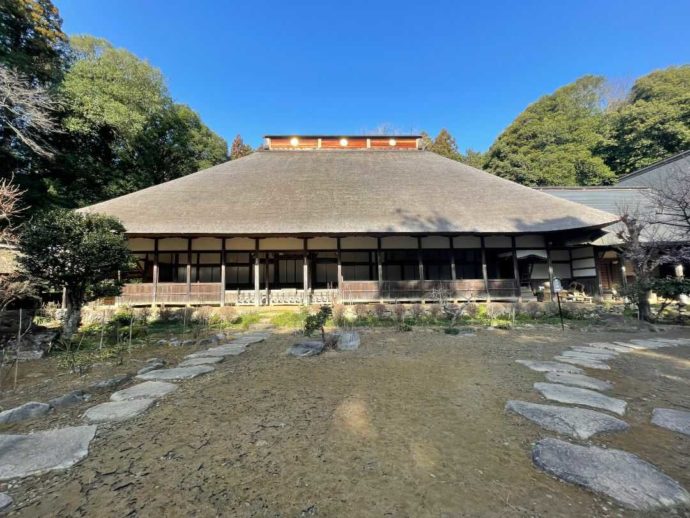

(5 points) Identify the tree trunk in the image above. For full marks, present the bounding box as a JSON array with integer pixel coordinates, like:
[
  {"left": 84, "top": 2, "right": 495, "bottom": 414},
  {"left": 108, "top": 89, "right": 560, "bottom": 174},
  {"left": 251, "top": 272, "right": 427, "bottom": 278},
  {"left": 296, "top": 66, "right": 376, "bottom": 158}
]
[
  {"left": 638, "top": 289, "right": 653, "bottom": 322},
  {"left": 62, "top": 297, "right": 82, "bottom": 341}
]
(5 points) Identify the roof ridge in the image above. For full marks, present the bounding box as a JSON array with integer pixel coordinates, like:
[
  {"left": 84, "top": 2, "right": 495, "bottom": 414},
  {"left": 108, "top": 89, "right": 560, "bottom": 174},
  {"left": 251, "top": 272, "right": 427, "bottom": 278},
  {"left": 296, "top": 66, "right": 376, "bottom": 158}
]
[{"left": 616, "top": 149, "right": 690, "bottom": 182}]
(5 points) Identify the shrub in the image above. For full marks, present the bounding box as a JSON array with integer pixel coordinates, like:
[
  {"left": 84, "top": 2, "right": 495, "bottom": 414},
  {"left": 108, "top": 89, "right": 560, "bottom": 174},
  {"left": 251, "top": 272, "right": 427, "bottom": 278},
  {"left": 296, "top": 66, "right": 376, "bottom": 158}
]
[
  {"left": 112, "top": 306, "right": 135, "bottom": 325},
  {"left": 463, "top": 302, "right": 479, "bottom": 318},
  {"left": 523, "top": 301, "right": 541, "bottom": 318},
  {"left": 444, "top": 327, "right": 460, "bottom": 335},
  {"left": 354, "top": 304, "right": 369, "bottom": 319},
  {"left": 410, "top": 303, "right": 424, "bottom": 320},
  {"left": 428, "top": 304, "right": 442, "bottom": 320},
  {"left": 373, "top": 303, "right": 387, "bottom": 319},
  {"left": 392, "top": 304, "right": 406, "bottom": 322},
  {"left": 332, "top": 304, "right": 347, "bottom": 326},
  {"left": 211, "top": 306, "right": 238, "bottom": 325},
  {"left": 191, "top": 306, "right": 214, "bottom": 324},
  {"left": 304, "top": 306, "right": 332, "bottom": 342}
]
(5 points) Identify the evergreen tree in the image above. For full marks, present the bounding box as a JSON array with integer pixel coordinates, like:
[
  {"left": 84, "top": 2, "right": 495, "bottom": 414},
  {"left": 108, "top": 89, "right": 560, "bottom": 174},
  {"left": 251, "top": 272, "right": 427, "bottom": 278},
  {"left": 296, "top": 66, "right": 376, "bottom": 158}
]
[
  {"left": 429, "top": 129, "right": 462, "bottom": 160},
  {"left": 230, "top": 134, "right": 253, "bottom": 160},
  {"left": 484, "top": 75, "right": 615, "bottom": 186}
]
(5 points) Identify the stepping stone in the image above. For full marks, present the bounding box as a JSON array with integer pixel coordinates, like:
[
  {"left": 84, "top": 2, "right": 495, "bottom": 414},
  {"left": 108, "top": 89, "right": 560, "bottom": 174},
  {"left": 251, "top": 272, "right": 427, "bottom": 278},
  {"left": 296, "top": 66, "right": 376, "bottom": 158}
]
[
  {"left": 0, "top": 402, "right": 51, "bottom": 424},
  {"left": 337, "top": 331, "right": 361, "bottom": 351},
  {"left": 136, "top": 365, "right": 215, "bottom": 381},
  {"left": 506, "top": 400, "right": 629, "bottom": 439},
  {"left": 627, "top": 339, "right": 668, "bottom": 349},
  {"left": 515, "top": 360, "right": 583, "bottom": 374},
  {"left": 288, "top": 341, "right": 324, "bottom": 357},
  {"left": 0, "top": 425, "right": 97, "bottom": 481},
  {"left": 545, "top": 372, "right": 613, "bottom": 391},
  {"left": 178, "top": 356, "right": 224, "bottom": 367},
  {"left": 110, "top": 381, "right": 177, "bottom": 402},
  {"left": 534, "top": 382, "right": 627, "bottom": 415},
  {"left": 588, "top": 342, "right": 636, "bottom": 353},
  {"left": 89, "top": 374, "right": 132, "bottom": 392},
  {"left": 571, "top": 346, "right": 620, "bottom": 356},
  {"left": 0, "top": 492, "right": 11, "bottom": 512},
  {"left": 613, "top": 341, "right": 653, "bottom": 350},
  {"left": 651, "top": 408, "right": 690, "bottom": 436},
  {"left": 83, "top": 398, "right": 155, "bottom": 423},
  {"left": 554, "top": 356, "right": 610, "bottom": 370},
  {"left": 49, "top": 390, "right": 90, "bottom": 409},
  {"left": 563, "top": 349, "right": 618, "bottom": 360},
  {"left": 185, "top": 344, "right": 246, "bottom": 359},
  {"left": 137, "top": 362, "right": 164, "bottom": 375},
  {"left": 533, "top": 438, "right": 690, "bottom": 511}
]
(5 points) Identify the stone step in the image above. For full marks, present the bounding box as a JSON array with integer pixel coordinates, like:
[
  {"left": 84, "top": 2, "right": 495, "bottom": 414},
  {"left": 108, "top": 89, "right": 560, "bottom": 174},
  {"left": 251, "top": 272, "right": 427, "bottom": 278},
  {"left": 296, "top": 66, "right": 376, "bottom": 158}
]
[
  {"left": 515, "top": 360, "right": 583, "bottom": 374},
  {"left": 544, "top": 372, "right": 613, "bottom": 391},
  {"left": 554, "top": 356, "right": 610, "bottom": 370},
  {"left": 534, "top": 382, "right": 626, "bottom": 415}
]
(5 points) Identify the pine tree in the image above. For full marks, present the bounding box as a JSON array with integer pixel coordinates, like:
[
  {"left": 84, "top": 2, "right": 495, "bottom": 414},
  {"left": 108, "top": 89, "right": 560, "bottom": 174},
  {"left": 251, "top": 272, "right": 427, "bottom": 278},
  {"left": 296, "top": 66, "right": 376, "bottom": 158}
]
[{"left": 230, "top": 134, "right": 253, "bottom": 160}]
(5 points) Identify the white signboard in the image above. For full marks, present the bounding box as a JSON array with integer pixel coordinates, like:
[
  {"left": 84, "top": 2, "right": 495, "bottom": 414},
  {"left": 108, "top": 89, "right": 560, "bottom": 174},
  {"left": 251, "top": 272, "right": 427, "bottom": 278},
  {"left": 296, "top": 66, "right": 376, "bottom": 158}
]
[{"left": 552, "top": 278, "right": 563, "bottom": 293}]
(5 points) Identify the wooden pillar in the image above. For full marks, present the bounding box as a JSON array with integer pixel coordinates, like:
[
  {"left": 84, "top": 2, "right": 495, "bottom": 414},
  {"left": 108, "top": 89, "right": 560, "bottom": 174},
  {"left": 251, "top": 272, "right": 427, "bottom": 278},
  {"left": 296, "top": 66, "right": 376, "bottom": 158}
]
[
  {"left": 546, "top": 242, "right": 555, "bottom": 301},
  {"left": 377, "top": 237, "right": 383, "bottom": 300},
  {"left": 449, "top": 237, "right": 456, "bottom": 281},
  {"left": 618, "top": 251, "right": 628, "bottom": 289},
  {"left": 336, "top": 237, "right": 343, "bottom": 289},
  {"left": 417, "top": 237, "right": 424, "bottom": 281},
  {"left": 480, "top": 236, "right": 490, "bottom": 302},
  {"left": 303, "top": 240, "right": 309, "bottom": 305},
  {"left": 592, "top": 248, "right": 603, "bottom": 297},
  {"left": 511, "top": 236, "right": 521, "bottom": 302},
  {"left": 186, "top": 238, "right": 192, "bottom": 304},
  {"left": 265, "top": 252, "right": 270, "bottom": 305},
  {"left": 152, "top": 238, "right": 159, "bottom": 306},
  {"left": 254, "top": 239, "right": 260, "bottom": 306},
  {"left": 675, "top": 263, "right": 684, "bottom": 279},
  {"left": 220, "top": 238, "right": 226, "bottom": 306}
]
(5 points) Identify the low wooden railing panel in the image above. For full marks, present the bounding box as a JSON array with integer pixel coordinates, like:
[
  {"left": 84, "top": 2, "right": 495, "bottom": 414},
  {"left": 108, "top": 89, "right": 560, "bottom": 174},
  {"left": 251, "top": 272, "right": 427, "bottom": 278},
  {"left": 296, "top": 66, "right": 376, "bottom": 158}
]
[{"left": 340, "top": 279, "right": 517, "bottom": 302}]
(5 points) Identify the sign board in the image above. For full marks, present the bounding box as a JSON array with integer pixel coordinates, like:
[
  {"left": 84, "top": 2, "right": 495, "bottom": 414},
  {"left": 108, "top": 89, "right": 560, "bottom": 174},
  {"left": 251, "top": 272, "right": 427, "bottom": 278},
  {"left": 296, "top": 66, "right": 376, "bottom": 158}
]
[{"left": 552, "top": 278, "right": 563, "bottom": 293}]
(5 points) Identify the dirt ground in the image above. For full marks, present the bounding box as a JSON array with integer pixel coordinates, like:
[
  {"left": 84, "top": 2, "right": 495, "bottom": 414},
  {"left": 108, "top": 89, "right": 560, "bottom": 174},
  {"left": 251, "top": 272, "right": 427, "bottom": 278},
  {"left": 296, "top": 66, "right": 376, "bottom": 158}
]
[{"left": 1, "top": 325, "right": 689, "bottom": 517}]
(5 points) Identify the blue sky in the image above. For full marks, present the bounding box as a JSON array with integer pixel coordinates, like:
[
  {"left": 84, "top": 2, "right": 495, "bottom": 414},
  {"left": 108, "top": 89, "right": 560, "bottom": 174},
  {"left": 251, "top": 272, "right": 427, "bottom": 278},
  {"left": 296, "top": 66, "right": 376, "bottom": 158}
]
[{"left": 56, "top": 0, "right": 690, "bottom": 151}]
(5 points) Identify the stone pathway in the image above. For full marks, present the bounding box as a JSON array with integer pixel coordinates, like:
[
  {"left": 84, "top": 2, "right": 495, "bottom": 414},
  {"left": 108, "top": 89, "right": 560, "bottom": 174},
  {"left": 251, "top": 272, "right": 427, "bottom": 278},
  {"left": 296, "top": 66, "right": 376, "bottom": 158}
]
[
  {"left": 0, "top": 330, "right": 271, "bottom": 511},
  {"left": 511, "top": 336, "right": 690, "bottom": 511}
]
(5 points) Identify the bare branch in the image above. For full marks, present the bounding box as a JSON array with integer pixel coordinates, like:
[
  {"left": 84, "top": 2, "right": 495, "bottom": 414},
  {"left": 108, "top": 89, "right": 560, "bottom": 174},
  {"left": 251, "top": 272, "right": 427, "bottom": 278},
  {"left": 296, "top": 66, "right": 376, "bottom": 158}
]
[{"left": 0, "top": 65, "right": 61, "bottom": 158}]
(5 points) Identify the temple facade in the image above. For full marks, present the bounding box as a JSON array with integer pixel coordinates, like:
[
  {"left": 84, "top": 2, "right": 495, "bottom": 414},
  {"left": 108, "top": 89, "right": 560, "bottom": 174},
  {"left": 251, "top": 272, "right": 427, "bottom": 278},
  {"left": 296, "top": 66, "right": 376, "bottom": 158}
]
[{"left": 81, "top": 135, "right": 619, "bottom": 306}]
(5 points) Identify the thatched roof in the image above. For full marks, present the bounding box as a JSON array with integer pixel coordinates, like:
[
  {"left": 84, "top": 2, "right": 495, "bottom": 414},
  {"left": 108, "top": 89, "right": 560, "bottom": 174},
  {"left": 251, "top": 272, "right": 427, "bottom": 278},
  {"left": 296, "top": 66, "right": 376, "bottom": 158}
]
[{"left": 81, "top": 150, "right": 618, "bottom": 236}]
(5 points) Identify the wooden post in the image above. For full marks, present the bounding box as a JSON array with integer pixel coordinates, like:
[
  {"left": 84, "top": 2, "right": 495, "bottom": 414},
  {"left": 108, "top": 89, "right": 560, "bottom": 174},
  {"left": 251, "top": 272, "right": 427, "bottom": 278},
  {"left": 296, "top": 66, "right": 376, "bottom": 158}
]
[
  {"left": 303, "top": 253, "right": 309, "bottom": 305},
  {"left": 265, "top": 252, "right": 270, "bottom": 305},
  {"left": 417, "top": 237, "right": 424, "bottom": 281},
  {"left": 618, "top": 251, "right": 628, "bottom": 289},
  {"left": 186, "top": 238, "right": 192, "bottom": 305},
  {"left": 220, "top": 238, "right": 226, "bottom": 306},
  {"left": 592, "top": 249, "right": 603, "bottom": 297},
  {"left": 449, "top": 237, "right": 456, "bottom": 281},
  {"left": 152, "top": 238, "right": 159, "bottom": 306},
  {"left": 336, "top": 237, "right": 343, "bottom": 290},
  {"left": 254, "top": 239, "right": 260, "bottom": 306},
  {"left": 546, "top": 242, "right": 555, "bottom": 301},
  {"left": 377, "top": 237, "right": 383, "bottom": 301},
  {"left": 480, "top": 236, "right": 490, "bottom": 302},
  {"left": 511, "top": 236, "right": 521, "bottom": 302}
]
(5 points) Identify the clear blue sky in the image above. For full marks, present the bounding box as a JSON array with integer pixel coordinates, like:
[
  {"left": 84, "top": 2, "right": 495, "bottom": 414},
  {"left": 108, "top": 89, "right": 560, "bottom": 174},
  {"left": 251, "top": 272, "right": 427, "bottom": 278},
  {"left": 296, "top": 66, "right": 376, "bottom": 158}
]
[{"left": 56, "top": 0, "right": 690, "bottom": 151}]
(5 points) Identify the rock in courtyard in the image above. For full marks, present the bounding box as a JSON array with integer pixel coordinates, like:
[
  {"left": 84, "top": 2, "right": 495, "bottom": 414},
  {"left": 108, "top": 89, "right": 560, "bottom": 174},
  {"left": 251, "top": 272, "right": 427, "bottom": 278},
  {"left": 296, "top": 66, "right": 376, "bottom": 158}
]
[
  {"left": 534, "top": 382, "right": 626, "bottom": 415},
  {"left": 110, "top": 381, "right": 178, "bottom": 402},
  {"left": 0, "top": 402, "right": 51, "bottom": 425},
  {"left": 83, "top": 398, "right": 156, "bottom": 423},
  {"left": 651, "top": 408, "right": 690, "bottom": 436},
  {"left": 48, "top": 390, "right": 90, "bottom": 409},
  {"left": 544, "top": 372, "right": 613, "bottom": 391},
  {"left": 135, "top": 365, "right": 215, "bottom": 381},
  {"left": 515, "top": 360, "right": 583, "bottom": 374},
  {"left": 288, "top": 341, "right": 325, "bottom": 357}
]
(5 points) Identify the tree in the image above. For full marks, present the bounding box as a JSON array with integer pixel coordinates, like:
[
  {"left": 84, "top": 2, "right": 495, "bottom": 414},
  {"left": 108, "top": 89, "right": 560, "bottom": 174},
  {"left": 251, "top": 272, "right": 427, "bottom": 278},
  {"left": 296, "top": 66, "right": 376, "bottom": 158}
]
[
  {"left": 429, "top": 129, "right": 462, "bottom": 160},
  {"left": 230, "top": 134, "right": 252, "bottom": 160},
  {"left": 484, "top": 76, "right": 616, "bottom": 186},
  {"left": 601, "top": 66, "right": 690, "bottom": 175},
  {"left": 49, "top": 36, "right": 227, "bottom": 206},
  {"left": 0, "top": 0, "right": 67, "bottom": 84},
  {"left": 18, "top": 210, "right": 132, "bottom": 338},
  {"left": 460, "top": 148, "right": 485, "bottom": 169}
]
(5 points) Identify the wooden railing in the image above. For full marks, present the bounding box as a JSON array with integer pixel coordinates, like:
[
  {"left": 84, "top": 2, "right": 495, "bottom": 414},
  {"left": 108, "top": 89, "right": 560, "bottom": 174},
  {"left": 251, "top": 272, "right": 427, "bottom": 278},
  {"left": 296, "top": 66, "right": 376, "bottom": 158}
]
[
  {"left": 120, "top": 283, "right": 222, "bottom": 305},
  {"left": 340, "top": 279, "right": 517, "bottom": 302}
]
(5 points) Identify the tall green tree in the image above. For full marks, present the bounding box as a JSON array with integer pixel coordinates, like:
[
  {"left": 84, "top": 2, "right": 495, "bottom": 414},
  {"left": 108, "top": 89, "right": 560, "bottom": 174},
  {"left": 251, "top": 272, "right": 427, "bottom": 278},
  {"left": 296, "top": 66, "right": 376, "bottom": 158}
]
[
  {"left": 230, "top": 134, "right": 253, "bottom": 160},
  {"left": 48, "top": 36, "right": 227, "bottom": 206},
  {"left": 0, "top": 0, "right": 67, "bottom": 84},
  {"left": 18, "top": 209, "right": 132, "bottom": 338},
  {"left": 429, "top": 129, "right": 462, "bottom": 160},
  {"left": 484, "top": 76, "right": 615, "bottom": 186},
  {"left": 600, "top": 66, "right": 690, "bottom": 175}
]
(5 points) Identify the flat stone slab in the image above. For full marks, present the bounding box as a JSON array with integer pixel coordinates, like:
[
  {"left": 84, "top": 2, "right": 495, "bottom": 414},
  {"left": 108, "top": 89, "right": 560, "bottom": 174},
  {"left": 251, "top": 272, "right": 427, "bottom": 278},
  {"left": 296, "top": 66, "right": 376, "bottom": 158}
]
[
  {"left": 288, "top": 341, "right": 324, "bottom": 357},
  {"left": 83, "top": 398, "right": 155, "bottom": 423},
  {"left": 337, "top": 331, "right": 361, "bottom": 351},
  {"left": 534, "top": 382, "right": 627, "bottom": 415},
  {"left": 506, "top": 400, "right": 629, "bottom": 439},
  {"left": 554, "top": 356, "right": 610, "bottom": 370},
  {"left": 89, "top": 374, "right": 132, "bottom": 391},
  {"left": 0, "top": 492, "right": 11, "bottom": 511},
  {"left": 178, "top": 356, "right": 224, "bottom": 367},
  {"left": 0, "top": 402, "right": 51, "bottom": 424},
  {"left": 651, "top": 408, "right": 690, "bottom": 436},
  {"left": 627, "top": 339, "right": 671, "bottom": 349},
  {"left": 545, "top": 372, "right": 613, "bottom": 391},
  {"left": 136, "top": 365, "right": 215, "bottom": 381},
  {"left": 533, "top": 438, "right": 690, "bottom": 511},
  {"left": 110, "top": 381, "right": 178, "bottom": 402},
  {"left": 49, "top": 390, "right": 90, "bottom": 409},
  {"left": 137, "top": 362, "right": 164, "bottom": 375},
  {"left": 588, "top": 342, "right": 637, "bottom": 353},
  {"left": 185, "top": 344, "right": 246, "bottom": 359},
  {"left": 613, "top": 341, "right": 654, "bottom": 350},
  {"left": 571, "top": 346, "right": 621, "bottom": 356},
  {"left": 515, "top": 360, "right": 583, "bottom": 374},
  {"left": 0, "top": 425, "right": 97, "bottom": 480},
  {"left": 561, "top": 349, "right": 618, "bottom": 360}
]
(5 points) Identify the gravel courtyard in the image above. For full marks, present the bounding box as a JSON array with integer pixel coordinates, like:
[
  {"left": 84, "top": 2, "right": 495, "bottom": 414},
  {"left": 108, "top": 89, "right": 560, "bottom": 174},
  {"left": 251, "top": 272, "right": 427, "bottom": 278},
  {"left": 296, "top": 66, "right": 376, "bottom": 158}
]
[{"left": 3, "top": 326, "right": 690, "bottom": 517}]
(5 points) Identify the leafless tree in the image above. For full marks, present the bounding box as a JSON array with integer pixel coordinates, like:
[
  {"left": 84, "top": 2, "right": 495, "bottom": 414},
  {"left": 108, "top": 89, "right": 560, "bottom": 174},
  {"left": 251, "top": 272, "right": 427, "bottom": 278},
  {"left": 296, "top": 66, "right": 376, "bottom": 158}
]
[
  {"left": 0, "top": 64, "right": 60, "bottom": 158},
  {"left": 0, "top": 176, "right": 25, "bottom": 245},
  {"left": 646, "top": 169, "right": 690, "bottom": 250}
]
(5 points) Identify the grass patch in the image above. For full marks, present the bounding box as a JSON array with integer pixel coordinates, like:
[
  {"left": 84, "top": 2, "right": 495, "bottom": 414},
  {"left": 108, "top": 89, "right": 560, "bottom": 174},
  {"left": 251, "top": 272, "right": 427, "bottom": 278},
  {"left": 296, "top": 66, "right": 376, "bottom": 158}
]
[{"left": 270, "top": 309, "right": 308, "bottom": 329}]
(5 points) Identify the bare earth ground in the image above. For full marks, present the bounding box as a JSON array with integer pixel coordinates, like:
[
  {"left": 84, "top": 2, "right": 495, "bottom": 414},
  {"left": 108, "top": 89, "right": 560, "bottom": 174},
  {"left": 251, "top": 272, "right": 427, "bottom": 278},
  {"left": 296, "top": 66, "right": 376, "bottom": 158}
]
[{"left": 1, "top": 326, "right": 689, "bottom": 517}]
